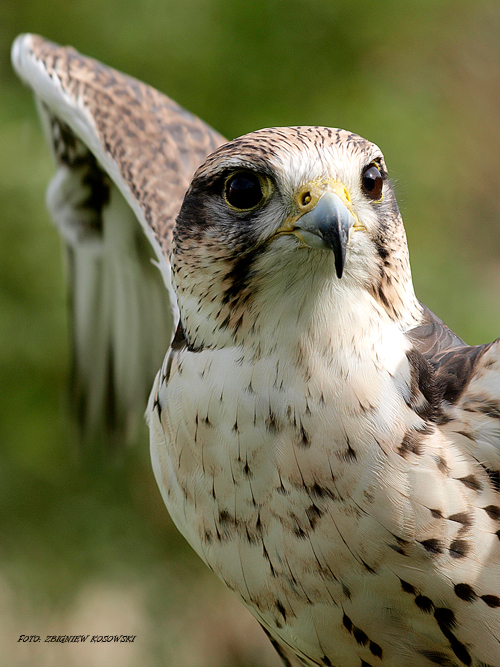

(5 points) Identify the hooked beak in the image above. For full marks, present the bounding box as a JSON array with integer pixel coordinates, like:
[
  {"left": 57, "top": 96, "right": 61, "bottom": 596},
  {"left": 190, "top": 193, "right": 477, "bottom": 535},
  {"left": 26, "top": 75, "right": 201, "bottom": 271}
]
[{"left": 294, "top": 190, "right": 356, "bottom": 279}]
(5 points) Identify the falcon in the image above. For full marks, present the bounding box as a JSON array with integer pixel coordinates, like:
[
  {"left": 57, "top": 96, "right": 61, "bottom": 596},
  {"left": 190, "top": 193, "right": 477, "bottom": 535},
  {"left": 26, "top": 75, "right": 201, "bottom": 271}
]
[{"left": 12, "top": 35, "right": 500, "bottom": 667}]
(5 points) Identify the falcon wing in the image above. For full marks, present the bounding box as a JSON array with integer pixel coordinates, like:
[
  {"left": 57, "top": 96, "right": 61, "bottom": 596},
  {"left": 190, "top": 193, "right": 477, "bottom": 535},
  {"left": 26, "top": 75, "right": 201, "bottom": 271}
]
[
  {"left": 407, "top": 303, "right": 467, "bottom": 358},
  {"left": 408, "top": 304, "right": 500, "bottom": 476},
  {"left": 12, "top": 34, "right": 225, "bottom": 451},
  {"left": 444, "top": 339, "right": 500, "bottom": 480}
]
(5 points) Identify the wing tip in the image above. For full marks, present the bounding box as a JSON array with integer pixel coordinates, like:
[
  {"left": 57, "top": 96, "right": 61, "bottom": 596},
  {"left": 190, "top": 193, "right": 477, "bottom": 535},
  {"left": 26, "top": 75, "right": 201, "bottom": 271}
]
[
  {"left": 11, "top": 34, "right": 64, "bottom": 84},
  {"left": 11, "top": 33, "right": 33, "bottom": 79}
]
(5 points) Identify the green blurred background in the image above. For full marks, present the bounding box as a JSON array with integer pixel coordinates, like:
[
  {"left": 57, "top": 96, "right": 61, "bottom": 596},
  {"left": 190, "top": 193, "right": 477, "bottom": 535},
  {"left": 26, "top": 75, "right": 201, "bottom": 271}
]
[{"left": 1, "top": 1, "right": 500, "bottom": 665}]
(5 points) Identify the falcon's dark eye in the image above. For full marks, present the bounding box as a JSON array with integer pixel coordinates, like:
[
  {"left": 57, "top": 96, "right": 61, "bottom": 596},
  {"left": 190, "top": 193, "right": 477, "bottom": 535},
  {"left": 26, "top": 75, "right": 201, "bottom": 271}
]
[
  {"left": 224, "top": 171, "right": 264, "bottom": 210},
  {"left": 361, "top": 163, "right": 384, "bottom": 201}
]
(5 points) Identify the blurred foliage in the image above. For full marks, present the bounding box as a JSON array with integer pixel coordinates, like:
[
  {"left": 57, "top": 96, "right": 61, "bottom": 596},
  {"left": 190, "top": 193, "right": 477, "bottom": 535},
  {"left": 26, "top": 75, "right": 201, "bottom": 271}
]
[{"left": 1, "top": 1, "right": 500, "bottom": 665}]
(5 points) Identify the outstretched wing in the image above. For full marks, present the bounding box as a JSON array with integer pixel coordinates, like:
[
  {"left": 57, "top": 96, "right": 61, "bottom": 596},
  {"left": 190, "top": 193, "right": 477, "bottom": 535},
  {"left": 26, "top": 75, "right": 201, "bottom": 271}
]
[
  {"left": 12, "top": 34, "right": 225, "bottom": 451},
  {"left": 408, "top": 304, "right": 500, "bottom": 476}
]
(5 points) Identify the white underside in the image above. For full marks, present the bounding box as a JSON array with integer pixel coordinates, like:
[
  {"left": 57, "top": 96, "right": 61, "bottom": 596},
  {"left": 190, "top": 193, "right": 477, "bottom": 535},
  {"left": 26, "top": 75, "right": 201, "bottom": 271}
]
[{"left": 148, "top": 302, "right": 500, "bottom": 666}]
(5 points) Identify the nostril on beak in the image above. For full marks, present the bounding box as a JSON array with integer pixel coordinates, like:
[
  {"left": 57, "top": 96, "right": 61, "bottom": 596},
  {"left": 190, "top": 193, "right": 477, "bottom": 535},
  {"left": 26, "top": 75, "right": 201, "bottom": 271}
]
[{"left": 301, "top": 192, "right": 312, "bottom": 207}]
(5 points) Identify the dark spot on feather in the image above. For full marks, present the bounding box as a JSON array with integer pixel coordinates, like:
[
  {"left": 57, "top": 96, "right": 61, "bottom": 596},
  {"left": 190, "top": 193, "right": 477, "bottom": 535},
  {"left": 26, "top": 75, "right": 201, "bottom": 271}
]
[
  {"left": 276, "top": 479, "right": 289, "bottom": 495},
  {"left": 483, "top": 505, "right": 500, "bottom": 521},
  {"left": 306, "top": 504, "right": 324, "bottom": 528},
  {"left": 246, "top": 525, "right": 259, "bottom": 545},
  {"left": 435, "top": 455, "right": 450, "bottom": 475},
  {"left": 321, "top": 656, "right": 332, "bottom": 666},
  {"left": 377, "top": 284, "right": 390, "bottom": 308},
  {"left": 420, "top": 538, "right": 443, "bottom": 554},
  {"left": 458, "top": 475, "right": 483, "bottom": 491},
  {"left": 361, "top": 559, "right": 377, "bottom": 574},
  {"left": 454, "top": 583, "right": 477, "bottom": 602},
  {"left": 430, "top": 508, "right": 444, "bottom": 519},
  {"left": 276, "top": 600, "right": 287, "bottom": 621},
  {"left": 369, "top": 641, "right": 383, "bottom": 658},
  {"left": 262, "top": 543, "right": 277, "bottom": 577},
  {"left": 374, "top": 239, "right": 389, "bottom": 260},
  {"left": 298, "top": 424, "right": 311, "bottom": 448},
  {"left": 309, "top": 482, "right": 336, "bottom": 500},
  {"left": 415, "top": 595, "right": 434, "bottom": 612},
  {"left": 434, "top": 608, "right": 456, "bottom": 630},
  {"left": 449, "top": 540, "right": 470, "bottom": 558},
  {"left": 152, "top": 395, "right": 162, "bottom": 417},
  {"left": 389, "top": 543, "right": 407, "bottom": 555},
  {"left": 344, "top": 441, "right": 357, "bottom": 460},
  {"left": 398, "top": 428, "right": 426, "bottom": 457},
  {"left": 343, "top": 614, "right": 353, "bottom": 632},
  {"left": 364, "top": 489, "right": 375, "bottom": 504},
  {"left": 481, "top": 594, "right": 500, "bottom": 608},
  {"left": 218, "top": 510, "right": 233, "bottom": 524},
  {"left": 353, "top": 627, "right": 368, "bottom": 646},
  {"left": 448, "top": 512, "right": 473, "bottom": 526},
  {"left": 232, "top": 313, "right": 244, "bottom": 334},
  {"left": 484, "top": 467, "right": 500, "bottom": 492},
  {"left": 293, "top": 525, "right": 308, "bottom": 539},
  {"left": 220, "top": 313, "right": 231, "bottom": 330},
  {"left": 400, "top": 579, "right": 417, "bottom": 595},
  {"left": 266, "top": 409, "right": 279, "bottom": 432}
]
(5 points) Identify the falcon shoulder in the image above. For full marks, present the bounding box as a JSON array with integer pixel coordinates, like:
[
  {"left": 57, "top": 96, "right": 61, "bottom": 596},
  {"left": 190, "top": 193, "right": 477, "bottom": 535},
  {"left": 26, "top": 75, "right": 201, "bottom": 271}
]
[
  {"left": 11, "top": 34, "right": 225, "bottom": 450},
  {"left": 408, "top": 304, "right": 500, "bottom": 477}
]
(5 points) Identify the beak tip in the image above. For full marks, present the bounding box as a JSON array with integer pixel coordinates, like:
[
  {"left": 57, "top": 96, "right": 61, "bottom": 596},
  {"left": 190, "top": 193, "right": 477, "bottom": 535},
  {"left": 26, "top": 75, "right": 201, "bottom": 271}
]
[
  {"left": 334, "top": 253, "right": 345, "bottom": 279},
  {"left": 295, "top": 190, "right": 353, "bottom": 280}
]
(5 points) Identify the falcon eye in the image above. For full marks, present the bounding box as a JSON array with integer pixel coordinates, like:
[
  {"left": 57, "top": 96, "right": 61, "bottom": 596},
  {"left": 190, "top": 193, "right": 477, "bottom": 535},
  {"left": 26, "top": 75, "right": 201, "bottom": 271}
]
[
  {"left": 361, "top": 163, "right": 384, "bottom": 201},
  {"left": 224, "top": 171, "right": 264, "bottom": 211}
]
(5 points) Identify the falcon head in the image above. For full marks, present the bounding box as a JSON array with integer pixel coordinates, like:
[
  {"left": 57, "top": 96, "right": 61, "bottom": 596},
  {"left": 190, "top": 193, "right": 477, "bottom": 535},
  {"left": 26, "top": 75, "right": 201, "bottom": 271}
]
[{"left": 173, "top": 127, "right": 420, "bottom": 350}]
